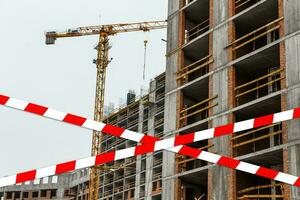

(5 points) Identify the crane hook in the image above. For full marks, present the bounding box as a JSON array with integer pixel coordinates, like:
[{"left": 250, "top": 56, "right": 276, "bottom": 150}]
[{"left": 143, "top": 40, "right": 148, "bottom": 80}]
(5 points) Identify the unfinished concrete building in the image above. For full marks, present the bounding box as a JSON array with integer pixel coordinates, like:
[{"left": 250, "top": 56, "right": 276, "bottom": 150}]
[
  {"left": 0, "top": 73, "right": 166, "bottom": 200},
  {"left": 0, "top": 173, "right": 74, "bottom": 200},
  {"left": 96, "top": 73, "right": 165, "bottom": 200},
  {"left": 1, "top": 0, "right": 300, "bottom": 199},
  {"left": 163, "top": 0, "right": 300, "bottom": 199}
]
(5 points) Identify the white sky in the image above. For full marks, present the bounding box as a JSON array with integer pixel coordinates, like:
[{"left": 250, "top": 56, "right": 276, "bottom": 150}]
[{"left": 0, "top": 0, "right": 167, "bottom": 176}]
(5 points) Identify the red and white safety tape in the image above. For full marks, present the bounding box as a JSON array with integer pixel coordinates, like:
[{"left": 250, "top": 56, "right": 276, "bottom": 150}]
[
  {"left": 2, "top": 143, "right": 299, "bottom": 188},
  {"left": 0, "top": 94, "right": 299, "bottom": 187},
  {"left": 1, "top": 94, "right": 299, "bottom": 147}
]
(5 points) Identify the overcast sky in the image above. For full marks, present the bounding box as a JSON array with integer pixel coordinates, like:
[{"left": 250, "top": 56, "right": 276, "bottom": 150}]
[{"left": 0, "top": 0, "right": 167, "bottom": 177}]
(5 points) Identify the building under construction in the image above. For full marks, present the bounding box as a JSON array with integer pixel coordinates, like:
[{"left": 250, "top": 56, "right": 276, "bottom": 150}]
[
  {"left": 0, "top": 72, "right": 166, "bottom": 200},
  {"left": 1, "top": 0, "right": 300, "bottom": 199},
  {"left": 164, "top": 0, "right": 300, "bottom": 199}
]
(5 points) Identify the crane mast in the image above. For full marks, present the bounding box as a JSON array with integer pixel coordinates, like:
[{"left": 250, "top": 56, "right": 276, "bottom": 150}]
[
  {"left": 45, "top": 20, "right": 167, "bottom": 200},
  {"left": 89, "top": 32, "right": 109, "bottom": 200}
]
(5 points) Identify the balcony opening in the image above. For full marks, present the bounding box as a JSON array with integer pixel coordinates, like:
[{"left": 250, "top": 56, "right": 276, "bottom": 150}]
[
  {"left": 14, "top": 192, "right": 20, "bottom": 199},
  {"left": 234, "top": 103, "right": 282, "bottom": 157},
  {"left": 32, "top": 191, "right": 39, "bottom": 198},
  {"left": 6, "top": 193, "right": 12, "bottom": 199},
  {"left": 180, "top": 90, "right": 217, "bottom": 128},
  {"left": 235, "top": 66, "right": 283, "bottom": 106},
  {"left": 234, "top": 0, "right": 263, "bottom": 14},
  {"left": 139, "top": 185, "right": 145, "bottom": 198},
  {"left": 50, "top": 190, "right": 57, "bottom": 198},
  {"left": 231, "top": 0, "right": 280, "bottom": 58},
  {"left": 236, "top": 152, "right": 284, "bottom": 199},
  {"left": 233, "top": 123, "right": 282, "bottom": 157},
  {"left": 152, "top": 167, "right": 162, "bottom": 195},
  {"left": 41, "top": 190, "right": 47, "bottom": 198},
  {"left": 176, "top": 140, "right": 210, "bottom": 173},
  {"left": 178, "top": 170, "right": 208, "bottom": 200},
  {"left": 177, "top": 54, "right": 213, "bottom": 86},
  {"left": 153, "top": 152, "right": 163, "bottom": 167},
  {"left": 183, "top": 0, "right": 210, "bottom": 44}
]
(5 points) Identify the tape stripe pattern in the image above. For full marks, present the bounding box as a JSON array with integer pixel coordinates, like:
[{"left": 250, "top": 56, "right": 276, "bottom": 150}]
[
  {"left": 0, "top": 94, "right": 299, "bottom": 187},
  {"left": 1, "top": 142, "right": 299, "bottom": 188},
  {"left": 1, "top": 95, "right": 299, "bottom": 151}
]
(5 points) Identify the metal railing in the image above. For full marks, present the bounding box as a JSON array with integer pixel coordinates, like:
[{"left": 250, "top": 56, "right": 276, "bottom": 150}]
[
  {"left": 154, "top": 118, "right": 164, "bottom": 128},
  {"left": 185, "top": 19, "right": 210, "bottom": 43},
  {"left": 124, "top": 182, "right": 136, "bottom": 190},
  {"left": 152, "top": 172, "right": 162, "bottom": 181},
  {"left": 176, "top": 144, "right": 213, "bottom": 173},
  {"left": 180, "top": 95, "right": 218, "bottom": 125},
  {"left": 153, "top": 158, "right": 163, "bottom": 166},
  {"left": 232, "top": 123, "right": 282, "bottom": 155},
  {"left": 128, "top": 107, "right": 139, "bottom": 116},
  {"left": 235, "top": 0, "right": 262, "bottom": 13},
  {"left": 237, "top": 183, "right": 284, "bottom": 199},
  {"left": 156, "top": 92, "right": 165, "bottom": 101},
  {"left": 228, "top": 17, "right": 283, "bottom": 56},
  {"left": 156, "top": 105, "right": 164, "bottom": 113},
  {"left": 127, "top": 118, "right": 139, "bottom": 128},
  {"left": 155, "top": 131, "right": 163, "bottom": 138},
  {"left": 235, "top": 68, "right": 284, "bottom": 105},
  {"left": 177, "top": 54, "right": 213, "bottom": 85}
]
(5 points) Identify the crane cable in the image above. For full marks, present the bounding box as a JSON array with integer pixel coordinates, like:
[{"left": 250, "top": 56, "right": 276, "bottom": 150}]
[{"left": 143, "top": 40, "right": 148, "bottom": 80}]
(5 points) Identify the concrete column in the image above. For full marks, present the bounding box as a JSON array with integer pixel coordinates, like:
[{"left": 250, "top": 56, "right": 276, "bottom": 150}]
[
  {"left": 19, "top": 192, "right": 23, "bottom": 200},
  {"left": 283, "top": 0, "right": 300, "bottom": 198},
  {"left": 134, "top": 101, "right": 144, "bottom": 200},
  {"left": 4, "top": 192, "right": 7, "bottom": 200},
  {"left": 209, "top": 0, "right": 230, "bottom": 200},
  {"left": 145, "top": 80, "right": 156, "bottom": 200},
  {"left": 37, "top": 190, "right": 41, "bottom": 199},
  {"left": 162, "top": 1, "right": 180, "bottom": 200},
  {"left": 164, "top": 3, "right": 180, "bottom": 200},
  {"left": 57, "top": 188, "right": 64, "bottom": 199},
  {"left": 28, "top": 191, "right": 33, "bottom": 200}
]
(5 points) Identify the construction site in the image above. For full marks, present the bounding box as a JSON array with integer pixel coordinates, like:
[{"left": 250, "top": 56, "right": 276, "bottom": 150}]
[{"left": 0, "top": 0, "right": 300, "bottom": 199}]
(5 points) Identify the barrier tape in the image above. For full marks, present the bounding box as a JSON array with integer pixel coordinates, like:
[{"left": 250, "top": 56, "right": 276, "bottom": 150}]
[
  {"left": 0, "top": 94, "right": 299, "bottom": 187},
  {"left": 1, "top": 143, "right": 299, "bottom": 188},
  {"left": 1, "top": 94, "right": 299, "bottom": 147}
]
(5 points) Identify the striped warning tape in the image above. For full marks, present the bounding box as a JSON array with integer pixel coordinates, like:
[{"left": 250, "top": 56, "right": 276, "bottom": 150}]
[
  {"left": 0, "top": 141, "right": 299, "bottom": 188},
  {"left": 1, "top": 94, "right": 299, "bottom": 146},
  {"left": 0, "top": 94, "right": 299, "bottom": 187}
]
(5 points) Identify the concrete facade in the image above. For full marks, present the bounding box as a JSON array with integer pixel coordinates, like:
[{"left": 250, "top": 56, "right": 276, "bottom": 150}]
[
  {"left": 0, "top": 171, "right": 84, "bottom": 200},
  {"left": 164, "top": 0, "right": 300, "bottom": 199},
  {"left": 1, "top": 1, "right": 300, "bottom": 200},
  {"left": 284, "top": 0, "right": 300, "bottom": 198}
]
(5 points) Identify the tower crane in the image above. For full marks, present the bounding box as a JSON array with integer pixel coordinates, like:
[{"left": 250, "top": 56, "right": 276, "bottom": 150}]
[{"left": 45, "top": 20, "right": 167, "bottom": 200}]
